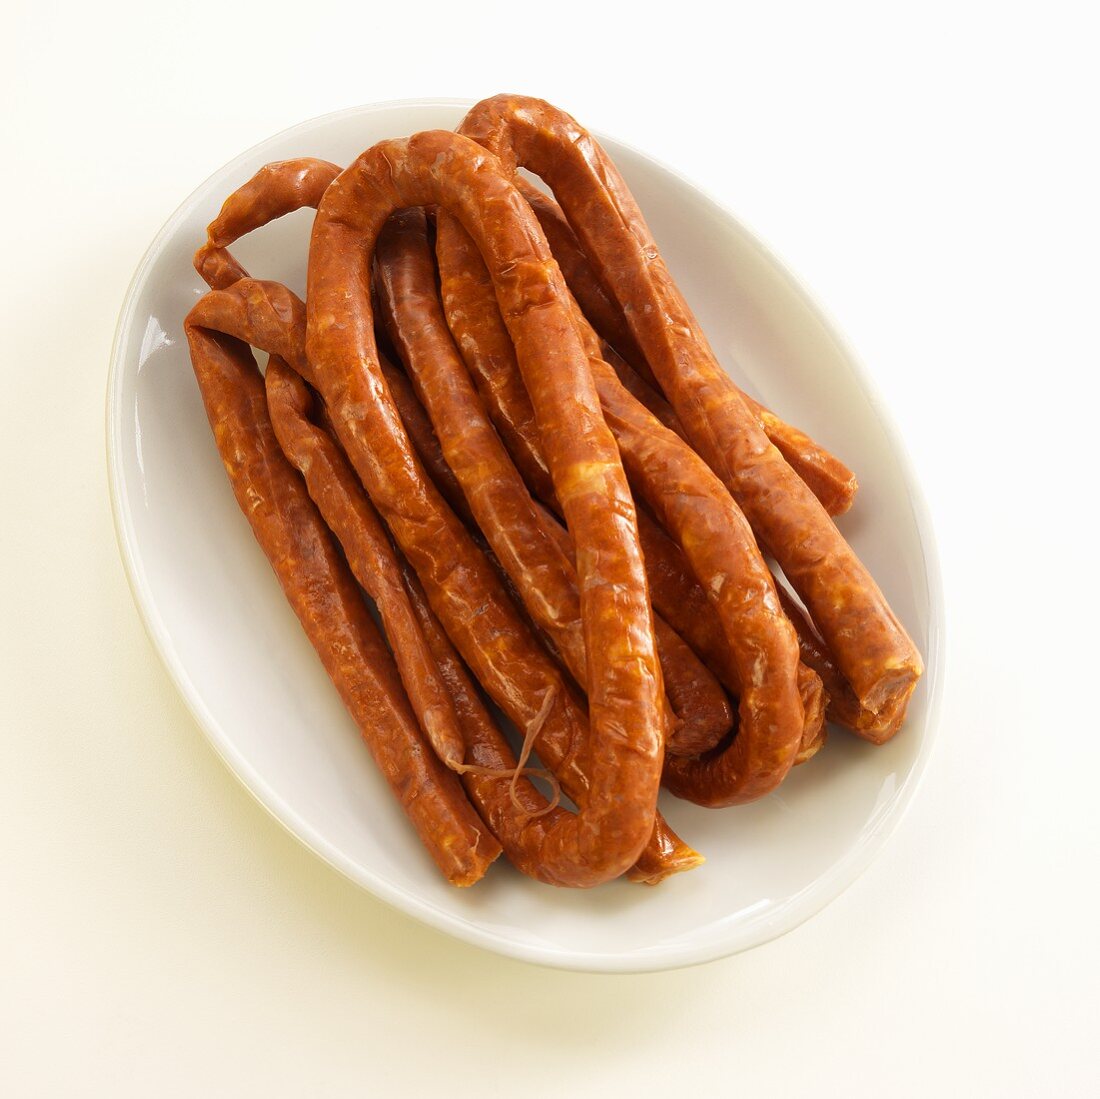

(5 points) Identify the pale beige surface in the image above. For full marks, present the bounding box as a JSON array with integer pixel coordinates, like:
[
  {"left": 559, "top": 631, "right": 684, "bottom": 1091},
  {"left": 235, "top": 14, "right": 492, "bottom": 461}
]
[{"left": 2, "top": 2, "right": 1097, "bottom": 1095}]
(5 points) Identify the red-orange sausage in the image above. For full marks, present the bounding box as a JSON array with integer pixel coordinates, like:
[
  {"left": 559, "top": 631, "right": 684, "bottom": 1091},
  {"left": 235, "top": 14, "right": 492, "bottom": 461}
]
[
  {"left": 307, "top": 132, "right": 665, "bottom": 884},
  {"left": 265, "top": 357, "right": 581, "bottom": 881},
  {"left": 306, "top": 132, "right": 665, "bottom": 883},
  {"left": 634, "top": 512, "right": 826, "bottom": 762},
  {"left": 183, "top": 296, "right": 499, "bottom": 886},
  {"left": 194, "top": 157, "right": 341, "bottom": 290},
  {"left": 373, "top": 209, "right": 600, "bottom": 704},
  {"left": 374, "top": 208, "right": 730, "bottom": 758},
  {"left": 514, "top": 176, "right": 860, "bottom": 518},
  {"left": 533, "top": 499, "right": 733, "bottom": 757},
  {"left": 433, "top": 215, "right": 805, "bottom": 730},
  {"left": 460, "top": 95, "right": 921, "bottom": 724},
  {"left": 265, "top": 357, "right": 464, "bottom": 770},
  {"left": 775, "top": 583, "right": 906, "bottom": 744},
  {"left": 435, "top": 217, "right": 824, "bottom": 766},
  {"left": 192, "top": 158, "right": 697, "bottom": 883},
  {"left": 193, "top": 156, "right": 478, "bottom": 530},
  {"left": 435, "top": 212, "right": 803, "bottom": 806},
  {"left": 579, "top": 315, "right": 805, "bottom": 803}
]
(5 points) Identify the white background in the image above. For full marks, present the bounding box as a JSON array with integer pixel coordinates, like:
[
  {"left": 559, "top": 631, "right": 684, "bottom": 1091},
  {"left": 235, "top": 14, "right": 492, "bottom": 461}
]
[{"left": 2, "top": 1, "right": 1097, "bottom": 1095}]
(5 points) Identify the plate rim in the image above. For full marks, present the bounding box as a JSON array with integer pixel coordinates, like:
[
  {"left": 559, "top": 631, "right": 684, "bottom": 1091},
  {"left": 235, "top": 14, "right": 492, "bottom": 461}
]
[{"left": 106, "top": 97, "right": 945, "bottom": 974}]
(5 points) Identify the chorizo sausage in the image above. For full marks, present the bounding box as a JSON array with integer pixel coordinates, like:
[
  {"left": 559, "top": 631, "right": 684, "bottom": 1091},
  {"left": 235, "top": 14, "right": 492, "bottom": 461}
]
[
  {"left": 183, "top": 295, "right": 499, "bottom": 885},
  {"left": 531, "top": 498, "right": 732, "bottom": 757},
  {"left": 459, "top": 94, "right": 921, "bottom": 721},
  {"left": 191, "top": 163, "right": 700, "bottom": 883},
  {"left": 374, "top": 207, "right": 730, "bottom": 757},
  {"left": 194, "top": 157, "right": 341, "bottom": 290},
  {"left": 775, "top": 582, "right": 907, "bottom": 744},
  {"left": 435, "top": 211, "right": 805, "bottom": 805},
  {"left": 306, "top": 131, "right": 665, "bottom": 883},
  {"left": 265, "top": 356, "right": 464, "bottom": 770},
  {"left": 436, "top": 216, "right": 825, "bottom": 766},
  {"left": 265, "top": 357, "right": 587, "bottom": 882},
  {"left": 513, "top": 176, "right": 859, "bottom": 517}
]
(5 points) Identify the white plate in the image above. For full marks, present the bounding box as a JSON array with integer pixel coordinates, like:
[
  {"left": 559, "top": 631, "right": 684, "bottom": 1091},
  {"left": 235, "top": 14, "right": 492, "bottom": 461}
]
[{"left": 107, "top": 99, "right": 943, "bottom": 973}]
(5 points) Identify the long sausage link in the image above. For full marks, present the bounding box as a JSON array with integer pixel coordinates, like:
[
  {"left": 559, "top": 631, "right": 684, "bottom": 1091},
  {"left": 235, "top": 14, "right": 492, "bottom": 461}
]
[
  {"left": 194, "top": 156, "right": 479, "bottom": 532},
  {"left": 514, "top": 176, "right": 859, "bottom": 517},
  {"left": 264, "top": 356, "right": 465, "bottom": 770},
  {"left": 183, "top": 297, "right": 499, "bottom": 885},
  {"left": 374, "top": 208, "right": 730, "bottom": 757},
  {"left": 459, "top": 94, "right": 922, "bottom": 724},
  {"left": 191, "top": 161, "right": 698, "bottom": 883},
  {"left": 437, "top": 210, "right": 818, "bottom": 756},
  {"left": 373, "top": 209, "right": 596, "bottom": 701},
  {"left": 576, "top": 295, "right": 807, "bottom": 802},
  {"left": 437, "top": 206, "right": 830, "bottom": 769},
  {"left": 265, "top": 357, "right": 583, "bottom": 882},
  {"left": 436, "top": 218, "right": 824, "bottom": 763},
  {"left": 186, "top": 281, "right": 469, "bottom": 771},
  {"left": 435, "top": 213, "right": 804, "bottom": 806},
  {"left": 192, "top": 272, "right": 698, "bottom": 884},
  {"left": 306, "top": 132, "right": 666, "bottom": 884}
]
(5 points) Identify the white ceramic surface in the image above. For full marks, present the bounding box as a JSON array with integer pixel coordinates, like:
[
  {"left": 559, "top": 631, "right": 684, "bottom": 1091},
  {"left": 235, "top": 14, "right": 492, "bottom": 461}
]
[{"left": 106, "top": 99, "right": 943, "bottom": 973}]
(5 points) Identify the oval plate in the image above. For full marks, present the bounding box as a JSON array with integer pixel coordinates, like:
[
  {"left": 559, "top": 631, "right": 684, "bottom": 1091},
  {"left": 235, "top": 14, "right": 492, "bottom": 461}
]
[{"left": 107, "top": 99, "right": 943, "bottom": 973}]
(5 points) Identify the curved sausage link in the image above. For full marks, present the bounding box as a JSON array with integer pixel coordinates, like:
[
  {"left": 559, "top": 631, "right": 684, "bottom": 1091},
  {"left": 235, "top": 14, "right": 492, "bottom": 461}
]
[
  {"left": 459, "top": 95, "right": 922, "bottom": 721},
  {"left": 195, "top": 157, "right": 341, "bottom": 290},
  {"left": 374, "top": 208, "right": 729, "bottom": 757},
  {"left": 192, "top": 156, "right": 478, "bottom": 530},
  {"left": 436, "top": 218, "right": 823, "bottom": 763},
  {"left": 183, "top": 298, "right": 499, "bottom": 886},
  {"left": 266, "top": 358, "right": 582, "bottom": 883},
  {"left": 514, "top": 177, "right": 859, "bottom": 517},
  {"left": 189, "top": 163, "right": 699, "bottom": 884},
  {"left": 438, "top": 204, "right": 821, "bottom": 780},
  {"left": 265, "top": 358, "right": 464, "bottom": 770},
  {"left": 436, "top": 212, "right": 804, "bottom": 806},
  {"left": 373, "top": 209, "right": 596, "bottom": 702},
  {"left": 306, "top": 131, "right": 665, "bottom": 884},
  {"left": 579, "top": 310, "right": 804, "bottom": 804}
]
